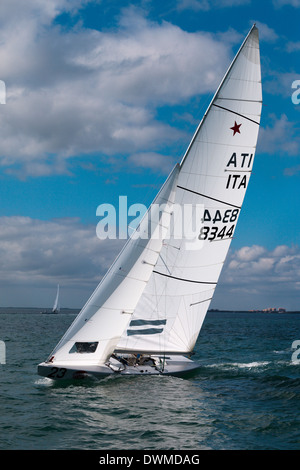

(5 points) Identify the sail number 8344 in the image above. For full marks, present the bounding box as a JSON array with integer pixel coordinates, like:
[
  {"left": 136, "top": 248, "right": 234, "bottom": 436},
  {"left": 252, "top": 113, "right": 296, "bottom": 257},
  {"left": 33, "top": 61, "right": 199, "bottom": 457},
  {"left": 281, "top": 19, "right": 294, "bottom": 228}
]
[{"left": 198, "top": 208, "right": 239, "bottom": 241}]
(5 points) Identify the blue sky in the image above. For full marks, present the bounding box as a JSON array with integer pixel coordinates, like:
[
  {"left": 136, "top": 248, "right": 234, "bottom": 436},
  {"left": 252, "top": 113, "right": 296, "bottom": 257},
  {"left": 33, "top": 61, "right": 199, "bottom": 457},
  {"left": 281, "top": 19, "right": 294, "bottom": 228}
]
[{"left": 0, "top": 0, "right": 299, "bottom": 310}]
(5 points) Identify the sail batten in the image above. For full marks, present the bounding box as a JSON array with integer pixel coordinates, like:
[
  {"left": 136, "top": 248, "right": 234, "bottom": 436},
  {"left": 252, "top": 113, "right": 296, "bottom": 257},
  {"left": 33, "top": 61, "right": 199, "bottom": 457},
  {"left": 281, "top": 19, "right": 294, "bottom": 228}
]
[
  {"left": 212, "top": 104, "right": 260, "bottom": 125},
  {"left": 152, "top": 270, "right": 218, "bottom": 285},
  {"left": 177, "top": 185, "right": 242, "bottom": 209}
]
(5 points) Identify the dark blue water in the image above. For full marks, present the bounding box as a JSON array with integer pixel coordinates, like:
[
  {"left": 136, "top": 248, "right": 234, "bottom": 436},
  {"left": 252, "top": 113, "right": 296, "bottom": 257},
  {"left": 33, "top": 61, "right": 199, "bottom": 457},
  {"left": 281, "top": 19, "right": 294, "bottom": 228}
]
[{"left": 0, "top": 310, "right": 299, "bottom": 450}]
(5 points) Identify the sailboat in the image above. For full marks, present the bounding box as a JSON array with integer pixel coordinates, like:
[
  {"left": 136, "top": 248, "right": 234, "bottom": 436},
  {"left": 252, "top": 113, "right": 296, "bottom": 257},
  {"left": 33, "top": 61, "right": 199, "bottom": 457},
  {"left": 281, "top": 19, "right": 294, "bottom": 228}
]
[
  {"left": 42, "top": 284, "right": 60, "bottom": 314},
  {"left": 38, "top": 25, "right": 262, "bottom": 380},
  {"left": 52, "top": 284, "right": 60, "bottom": 314}
]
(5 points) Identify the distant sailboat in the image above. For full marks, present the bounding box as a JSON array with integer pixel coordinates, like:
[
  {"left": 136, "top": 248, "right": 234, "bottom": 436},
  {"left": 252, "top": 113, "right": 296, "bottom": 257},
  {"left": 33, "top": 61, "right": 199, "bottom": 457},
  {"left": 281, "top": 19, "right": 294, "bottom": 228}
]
[
  {"left": 52, "top": 284, "right": 60, "bottom": 314},
  {"left": 38, "top": 25, "right": 262, "bottom": 380},
  {"left": 42, "top": 284, "right": 60, "bottom": 314}
]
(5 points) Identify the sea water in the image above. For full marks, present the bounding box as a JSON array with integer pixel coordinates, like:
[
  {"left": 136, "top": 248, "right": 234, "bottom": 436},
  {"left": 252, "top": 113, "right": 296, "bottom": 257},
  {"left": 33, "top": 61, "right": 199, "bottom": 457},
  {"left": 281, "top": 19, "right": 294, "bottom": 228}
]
[{"left": 0, "top": 309, "right": 299, "bottom": 450}]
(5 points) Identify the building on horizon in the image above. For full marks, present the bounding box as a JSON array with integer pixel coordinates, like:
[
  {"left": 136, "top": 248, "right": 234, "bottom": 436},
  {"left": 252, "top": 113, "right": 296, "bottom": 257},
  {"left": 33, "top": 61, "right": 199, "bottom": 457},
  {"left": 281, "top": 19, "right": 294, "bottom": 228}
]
[{"left": 249, "top": 307, "right": 286, "bottom": 313}]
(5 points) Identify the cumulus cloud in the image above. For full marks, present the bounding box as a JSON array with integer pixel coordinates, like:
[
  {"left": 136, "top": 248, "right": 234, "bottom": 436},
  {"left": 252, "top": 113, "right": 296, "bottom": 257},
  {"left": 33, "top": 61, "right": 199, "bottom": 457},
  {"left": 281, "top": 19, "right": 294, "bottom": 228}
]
[
  {"left": 128, "top": 152, "right": 177, "bottom": 174},
  {"left": 286, "top": 41, "right": 300, "bottom": 52},
  {"left": 263, "top": 71, "right": 299, "bottom": 98},
  {"left": 258, "top": 114, "right": 300, "bottom": 156},
  {"left": 214, "top": 244, "right": 300, "bottom": 310},
  {"left": 284, "top": 164, "right": 300, "bottom": 176},
  {"left": 0, "top": 2, "right": 233, "bottom": 177},
  {"left": 233, "top": 245, "right": 266, "bottom": 262},
  {"left": 0, "top": 213, "right": 299, "bottom": 310},
  {"left": 177, "top": 0, "right": 250, "bottom": 11},
  {"left": 0, "top": 215, "right": 123, "bottom": 290},
  {"left": 250, "top": 21, "right": 279, "bottom": 43},
  {"left": 273, "top": 0, "right": 300, "bottom": 7}
]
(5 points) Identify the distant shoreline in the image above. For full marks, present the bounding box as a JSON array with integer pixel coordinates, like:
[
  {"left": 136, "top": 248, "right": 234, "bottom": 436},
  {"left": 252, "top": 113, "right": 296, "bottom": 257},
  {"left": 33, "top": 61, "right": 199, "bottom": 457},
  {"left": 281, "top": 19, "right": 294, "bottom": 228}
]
[
  {"left": 0, "top": 307, "right": 299, "bottom": 314},
  {"left": 0, "top": 307, "right": 80, "bottom": 313}
]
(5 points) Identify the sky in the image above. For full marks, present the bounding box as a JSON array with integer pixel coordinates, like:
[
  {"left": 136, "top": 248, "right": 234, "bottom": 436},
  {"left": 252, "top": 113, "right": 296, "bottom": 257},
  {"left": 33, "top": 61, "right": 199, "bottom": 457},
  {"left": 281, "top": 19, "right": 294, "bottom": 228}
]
[{"left": 0, "top": 0, "right": 299, "bottom": 310}]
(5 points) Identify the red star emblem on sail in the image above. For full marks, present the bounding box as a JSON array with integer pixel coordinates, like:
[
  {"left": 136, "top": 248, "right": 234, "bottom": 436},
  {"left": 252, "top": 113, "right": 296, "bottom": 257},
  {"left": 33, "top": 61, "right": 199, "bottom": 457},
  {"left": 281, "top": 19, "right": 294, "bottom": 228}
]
[{"left": 230, "top": 121, "right": 242, "bottom": 136}]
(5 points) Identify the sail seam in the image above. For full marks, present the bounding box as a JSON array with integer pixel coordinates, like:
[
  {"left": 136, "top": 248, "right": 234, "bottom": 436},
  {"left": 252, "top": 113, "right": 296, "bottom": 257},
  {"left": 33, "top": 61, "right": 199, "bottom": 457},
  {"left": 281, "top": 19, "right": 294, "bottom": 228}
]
[
  {"left": 220, "top": 77, "right": 259, "bottom": 84},
  {"left": 217, "top": 97, "right": 262, "bottom": 103},
  {"left": 212, "top": 104, "right": 260, "bottom": 125},
  {"left": 191, "top": 140, "right": 256, "bottom": 149},
  {"left": 177, "top": 185, "right": 242, "bottom": 209},
  {"left": 209, "top": 237, "right": 233, "bottom": 243},
  {"left": 153, "top": 270, "right": 217, "bottom": 285},
  {"left": 224, "top": 169, "right": 252, "bottom": 173}
]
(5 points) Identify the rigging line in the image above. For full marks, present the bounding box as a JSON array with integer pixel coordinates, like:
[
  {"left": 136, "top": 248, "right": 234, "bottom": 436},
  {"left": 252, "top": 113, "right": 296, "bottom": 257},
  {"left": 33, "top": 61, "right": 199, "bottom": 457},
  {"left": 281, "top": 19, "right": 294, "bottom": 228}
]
[
  {"left": 163, "top": 242, "right": 180, "bottom": 250},
  {"left": 158, "top": 253, "right": 172, "bottom": 275},
  {"left": 190, "top": 297, "right": 213, "bottom": 307},
  {"left": 151, "top": 263, "right": 167, "bottom": 356},
  {"left": 153, "top": 270, "right": 217, "bottom": 285},
  {"left": 177, "top": 185, "right": 242, "bottom": 210},
  {"left": 212, "top": 104, "right": 260, "bottom": 125},
  {"left": 181, "top": 295, "right": 191, "bottom": 349}
]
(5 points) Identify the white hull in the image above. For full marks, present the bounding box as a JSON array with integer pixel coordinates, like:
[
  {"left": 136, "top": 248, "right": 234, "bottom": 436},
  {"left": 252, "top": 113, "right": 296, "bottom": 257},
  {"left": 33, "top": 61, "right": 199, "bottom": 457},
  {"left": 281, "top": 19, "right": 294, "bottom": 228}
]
[{"left": 37, "top": 354, "right": 200, "bottom": 380}]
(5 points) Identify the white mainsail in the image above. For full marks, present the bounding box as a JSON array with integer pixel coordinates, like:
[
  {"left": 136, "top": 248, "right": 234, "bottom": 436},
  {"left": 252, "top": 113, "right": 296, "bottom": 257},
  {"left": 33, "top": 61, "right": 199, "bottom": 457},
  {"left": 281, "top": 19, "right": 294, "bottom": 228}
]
[
  {"left": 44, "top": 25, "right": 262, "bottom": 370},
  {"left": 52, "top": 284, "right": 60, "bottom": 314},
  {"left": 116, "top": 25, "right": 262, "bottom": 355}
]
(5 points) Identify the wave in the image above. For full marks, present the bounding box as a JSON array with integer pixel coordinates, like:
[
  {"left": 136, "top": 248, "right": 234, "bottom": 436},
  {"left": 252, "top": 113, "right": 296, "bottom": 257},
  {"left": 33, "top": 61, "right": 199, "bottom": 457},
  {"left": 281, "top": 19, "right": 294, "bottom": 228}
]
[
  {"left": 206, "top": 361, "right": 271, "bottom": 370},
  {"left": 230, "top": 361, "right": 270, "bottom": 369}
]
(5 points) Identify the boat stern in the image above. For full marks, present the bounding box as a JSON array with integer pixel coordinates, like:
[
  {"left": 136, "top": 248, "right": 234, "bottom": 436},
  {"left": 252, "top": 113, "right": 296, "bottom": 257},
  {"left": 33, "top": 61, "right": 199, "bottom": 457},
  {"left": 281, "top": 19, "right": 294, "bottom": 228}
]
[{"left": 37, "top": 361, "right": 111, "bottom": 380}]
